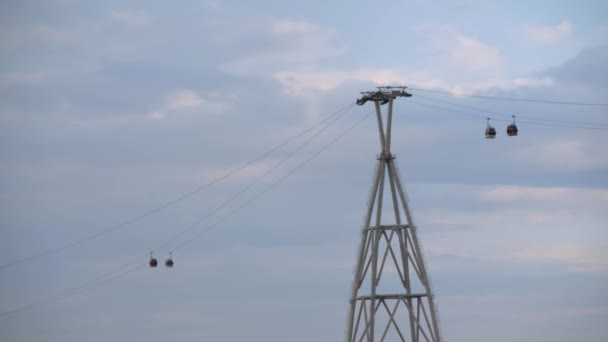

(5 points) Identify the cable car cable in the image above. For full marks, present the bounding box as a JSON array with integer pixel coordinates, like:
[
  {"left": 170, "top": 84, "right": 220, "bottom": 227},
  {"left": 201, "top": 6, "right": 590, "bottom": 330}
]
[
  {"left": 0, "top": 102, "right": 356, "bottom": 271},
  {"left": 0, "top": 259, "right": 145, "bottom": 318},
  {"left": 0, "top": 108, "right": 370, "bottom": 319},
  {"left": 408, "top": 87, "right": 608, "bottom": 106},
  {"left": 152, "top": 102, "right": 355, "bottom": 253},
  {"left": 413, "top": 94, "right": 608, "bottom": 127},
  {"left": 170, "top": 110, "right": 373, "bottom": 253},
  {"left": 405, "top": 100, "right": 608, "bottom": 130}
]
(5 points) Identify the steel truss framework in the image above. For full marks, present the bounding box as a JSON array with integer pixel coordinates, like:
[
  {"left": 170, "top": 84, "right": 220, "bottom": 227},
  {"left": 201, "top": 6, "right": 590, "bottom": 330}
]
[{"left": 346, "top": 88, "right": 441, "bottom": 342}]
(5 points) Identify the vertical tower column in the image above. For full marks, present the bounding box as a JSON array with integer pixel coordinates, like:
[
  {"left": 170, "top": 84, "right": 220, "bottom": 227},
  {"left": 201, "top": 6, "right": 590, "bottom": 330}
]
[{"left": 346, "top": 87, "right": 441, "bottom": 342}]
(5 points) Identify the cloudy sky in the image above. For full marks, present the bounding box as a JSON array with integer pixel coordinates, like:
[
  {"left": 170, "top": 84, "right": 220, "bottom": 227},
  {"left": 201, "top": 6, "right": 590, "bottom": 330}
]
[{"left": 1, "top": 0, "right": 607, "bottom": 341}]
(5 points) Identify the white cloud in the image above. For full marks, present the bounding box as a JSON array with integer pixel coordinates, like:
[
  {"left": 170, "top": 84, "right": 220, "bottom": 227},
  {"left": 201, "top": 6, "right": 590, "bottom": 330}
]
[
  {"left": 515, "top": 306, "right": 608, "bottom": 322},
  {"left": 524, "top": 20, "right": 572, "bottom": 45},
  {"left": 507, "top": 138, "right": 608, "bottom": 172},
  {"left": 271, "top": 20, "right": 329, "bottom": 36},
  {"left": 147, "top": 111, "right": 165, "bottom": 120},
  {"left": 221, "top": 20, "right": 344, "bottom": 75},
  {"left": 445, "top": 34, "right": 504, "bottom": 70},
  {"left": 166, "top": 89, "right": 205, "bottom": 110},
  {"left": 447, "top": 77, "right": 554, "bottom": 95},
  {"left": 268, "top": 26, "right": 549, "bottom": 97},
  {"left": 422, "top": 27, "right": 503, "bottom": 71},
  {"left": 422, "top": 217, "right": 608, "bottom": 273},
  {"left": 147, "top": 89, "right": 231, "bottom": 120},
  {"left": 479, "top": 185, "right": 608, "bottom": 204},
  {"left": 273, "top": 69, "right": 407, "bottom": 95},
  {"left": 111, "top": 10, "right": 153, "bottom": 25},
  {"left": 273, "top": 67, "right": 552, "bottom": 96},
  {"left": 411, "top": 183, "right": 607, "bottom": 274},
  {"left": 515, "top": 244, "right": 608, "bottom": 272}
]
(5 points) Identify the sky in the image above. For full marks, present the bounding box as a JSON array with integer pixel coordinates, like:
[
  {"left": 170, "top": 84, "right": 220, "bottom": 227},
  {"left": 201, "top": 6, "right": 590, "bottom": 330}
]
[{"left": 0, "top": 0, "right": 607, "bottom": 341}]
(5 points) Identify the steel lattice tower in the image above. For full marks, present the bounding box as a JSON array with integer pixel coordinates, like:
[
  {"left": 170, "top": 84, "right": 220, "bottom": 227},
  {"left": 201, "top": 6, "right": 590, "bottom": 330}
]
[{"left": 346, "top": 87, "right": 441, "bottom": 342}]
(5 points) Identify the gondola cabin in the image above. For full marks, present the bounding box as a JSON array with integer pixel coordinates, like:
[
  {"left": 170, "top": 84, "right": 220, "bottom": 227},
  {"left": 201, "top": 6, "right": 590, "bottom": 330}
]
[
  {"left": 507, "top": 115, "right": 518, "bottom": 136},
  {"left": 485, "top": 118, "right": 496, "bottom": 139},
  {"left": 149, "top": 252, "right": 158, "bottom": 268},
  {"left": 165, "top": 252, "right": 174, "bottom": 268},
  {"left": 149, "top": 257, "right": 158, "bottom": 268},
  {"left": 485, "top": 126, "right": 496, "bottom": 139}
]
